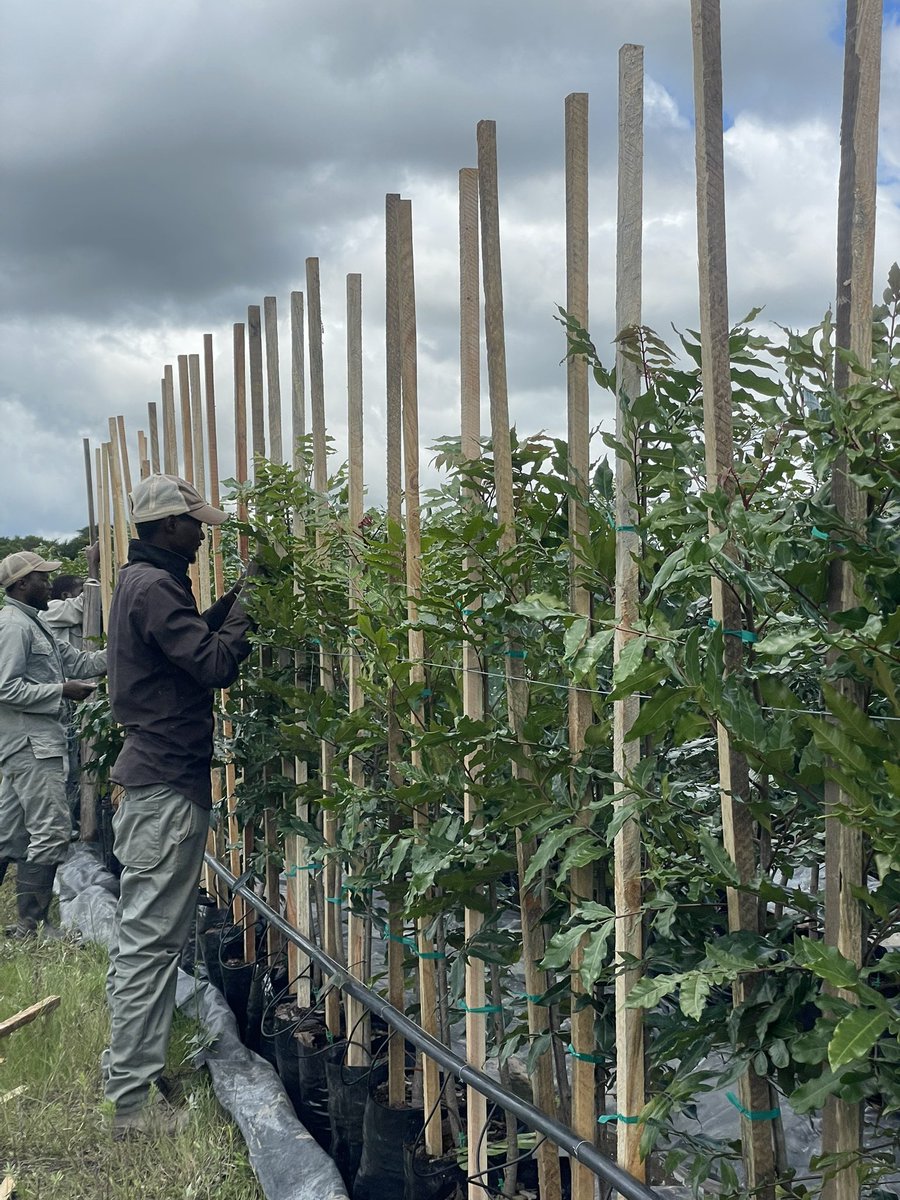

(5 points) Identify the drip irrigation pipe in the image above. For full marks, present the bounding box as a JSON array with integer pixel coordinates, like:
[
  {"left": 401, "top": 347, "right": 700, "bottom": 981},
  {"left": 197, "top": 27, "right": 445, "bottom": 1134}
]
[{"left": 205, "top": 853, "right": 661, "bottom": 1200}]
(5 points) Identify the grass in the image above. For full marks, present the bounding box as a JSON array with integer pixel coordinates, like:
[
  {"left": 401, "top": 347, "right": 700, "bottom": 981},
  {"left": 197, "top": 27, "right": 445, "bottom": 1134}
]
[{"left": 0, "top": 866, "right": 265, "bottom": 1200}]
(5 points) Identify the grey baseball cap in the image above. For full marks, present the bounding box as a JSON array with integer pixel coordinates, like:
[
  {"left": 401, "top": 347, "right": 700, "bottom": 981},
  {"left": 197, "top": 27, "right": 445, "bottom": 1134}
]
[
  {"left": 0, "top": 551, "right": 63, "bottom": 590},
  {"left": 130, "top": 474, "right": 227, "bottom": 526}
]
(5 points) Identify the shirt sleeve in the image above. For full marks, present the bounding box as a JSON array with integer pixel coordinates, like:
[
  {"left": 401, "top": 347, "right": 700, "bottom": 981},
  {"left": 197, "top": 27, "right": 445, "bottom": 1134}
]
[
  {"left": 0, "top": 621, "right": 63, "bottom": 712},
  {"left": 141, "top": 576, "right": 252, "bottom": 690},
  {"left": 58, "top": 641, "right": 107, "bottom": 679}
]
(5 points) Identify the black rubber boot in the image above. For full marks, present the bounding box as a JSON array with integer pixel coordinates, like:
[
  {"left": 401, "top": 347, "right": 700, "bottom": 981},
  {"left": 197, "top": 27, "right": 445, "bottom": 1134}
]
[
  {"left": 0, "top": 859, "right": 11, "bottom": 888},
  {"left": 13, "top": 861, "right": 64, "bottom": 940}
]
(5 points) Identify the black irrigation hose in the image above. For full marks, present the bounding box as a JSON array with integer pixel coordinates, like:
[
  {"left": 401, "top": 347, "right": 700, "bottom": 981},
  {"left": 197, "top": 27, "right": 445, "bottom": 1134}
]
[{"left": 205, "top": 853, "right": 662, "bottom": 1200}]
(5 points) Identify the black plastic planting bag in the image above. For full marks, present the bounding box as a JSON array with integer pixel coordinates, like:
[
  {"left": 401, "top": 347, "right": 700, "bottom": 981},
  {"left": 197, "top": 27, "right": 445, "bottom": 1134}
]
[
  {"left": 403, "top": 1145, "right": 466, "bottom": 1200},
  {"left": 325, "top": 1058, "right": 370, "bottom": 1187},
  {"left": 274, "top": 1008, "right": 340, "bottom": 1151},
  {"left": 353, "top": 1068, "right": 424, "bottom": 1200}
]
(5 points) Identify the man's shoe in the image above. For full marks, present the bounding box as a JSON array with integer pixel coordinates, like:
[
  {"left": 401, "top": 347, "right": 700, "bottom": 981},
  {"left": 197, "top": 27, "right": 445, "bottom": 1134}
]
[{"left": 111, "top": 1101, "right": 189, "bottom": 1141}]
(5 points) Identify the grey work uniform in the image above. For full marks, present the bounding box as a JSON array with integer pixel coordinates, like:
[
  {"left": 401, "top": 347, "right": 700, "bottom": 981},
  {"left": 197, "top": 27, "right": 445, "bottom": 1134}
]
[
  {"left": 0, "top": 597, "right": 106, "bottom": 864},
  {"left": 104, "top": 539, "right": 251, "bottom": 1117}
]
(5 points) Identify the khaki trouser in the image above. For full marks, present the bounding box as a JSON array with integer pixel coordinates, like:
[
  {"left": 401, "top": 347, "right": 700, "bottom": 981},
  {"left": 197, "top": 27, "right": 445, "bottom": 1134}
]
[
  {"left": 0, "top": 745, "right": 69, "bottom": 864},
  {"left": 104, "top": 784, "right": 207, "bottom": 1114}
]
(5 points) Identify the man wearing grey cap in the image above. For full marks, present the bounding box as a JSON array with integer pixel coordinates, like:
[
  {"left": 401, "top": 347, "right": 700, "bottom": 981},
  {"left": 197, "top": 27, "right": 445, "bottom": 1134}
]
[
  {"left": 104, "top": 474, "right": 254, "bottom": 1139},
  {"left": 0, "top": 551, "right": 107, "bottom": 935}
]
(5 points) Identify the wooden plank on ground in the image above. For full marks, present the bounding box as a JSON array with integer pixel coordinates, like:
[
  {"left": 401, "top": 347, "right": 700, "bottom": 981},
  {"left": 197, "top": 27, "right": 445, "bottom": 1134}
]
[{"left": 0, "top": 996, "right": 61, "bottom": 1040}]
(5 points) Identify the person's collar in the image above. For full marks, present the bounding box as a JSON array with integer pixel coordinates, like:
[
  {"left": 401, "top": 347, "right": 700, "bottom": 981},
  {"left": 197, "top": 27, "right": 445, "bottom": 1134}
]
[
  {"left": 127, "top": 539, "right": 192, "bottom": 581},
  {"left": 5, "top": 595, "right": 45, "bottom": 620}
]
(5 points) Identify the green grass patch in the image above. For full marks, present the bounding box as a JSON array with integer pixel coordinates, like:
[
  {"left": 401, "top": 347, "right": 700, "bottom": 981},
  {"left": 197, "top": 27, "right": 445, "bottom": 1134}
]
[{"left": 0, "top": 868, "right": 264, "bottom": 1200}]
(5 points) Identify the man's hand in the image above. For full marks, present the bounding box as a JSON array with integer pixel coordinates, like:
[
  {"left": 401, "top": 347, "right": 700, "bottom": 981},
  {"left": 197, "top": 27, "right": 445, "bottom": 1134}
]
[{"left": 62, "top": 680, "right": 96, "bottom": 702}]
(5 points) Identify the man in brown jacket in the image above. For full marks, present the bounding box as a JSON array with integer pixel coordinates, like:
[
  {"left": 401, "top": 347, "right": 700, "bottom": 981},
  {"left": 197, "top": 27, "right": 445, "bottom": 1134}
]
[{"left": 104, "top": 474, "right": 254, "bottom": 1139}]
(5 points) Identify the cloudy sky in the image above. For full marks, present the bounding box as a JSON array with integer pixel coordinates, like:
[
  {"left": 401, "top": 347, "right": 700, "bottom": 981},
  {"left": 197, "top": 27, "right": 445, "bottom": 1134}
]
[{"left": 1, "top": 0, "right": 898, "bottom": 537}]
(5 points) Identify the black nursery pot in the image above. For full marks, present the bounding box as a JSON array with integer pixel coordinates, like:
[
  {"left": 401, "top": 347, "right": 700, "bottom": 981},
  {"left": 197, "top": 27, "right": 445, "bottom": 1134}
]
[
  {"left": 247, "top": 963, "right": 285, "bottom": 1063},
  {"left": 324, "top": 1057, "right": 370, "bottom": 1188},
  {"left": 353, "top": 1070, "right": 424, "bottom": 1200},
  {"left": 403, "top": 1144, "right": 466, "bottom": 1200},
  {"left": 273, "top": 1006, "right": 340, "bottom": 1151},
  {"left": 199, "top": 921, "right": 242, "bottom": 997}
]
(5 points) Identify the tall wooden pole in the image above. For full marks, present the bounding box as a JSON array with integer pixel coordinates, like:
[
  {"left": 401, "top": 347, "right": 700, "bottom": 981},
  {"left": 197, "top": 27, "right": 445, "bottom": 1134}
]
[
  {"left": 691, "top": 3, "right": 776, "bottom": 1195},
  {"left": 345, "top": 272, "right": 371, "bottom": 1066},
  {"left": 398, "top": 199, "right": 444, "bottom": 1157},
  {"left": 189, "top": 353, "right": 212, "bottom": 611},
  {"left": 162, "top": 366, "right": 178, "bottom": 475},
  {"left": 477, "top": 119, "right": 562, "bottom": 1200},
  {"left": 97, "top": 445, "right": 113, "bottom": 625},
  {"left": 107, "top": 421, "right": 129, "bottom": 568},
  {"left": 178, "top": 355, "right": 194, "bottom": 482},
  {"left": 307, "top": 256, "right": 342, "bottom": 1039},
  {"left": 264, "top": 296, "right": 283, "bottom": 465},
  {"left": 460, "top": 165, "right": 488, "bottom": 1200},
  {"left": 564, "top": 93, "right": 598, "bottom": 1200},
  {"left": 115, "top": 416, "right": 137, "bottom": 539},
  {"left": 289, "top": 290, "right": 313, "bottom": 1010},
  {"left": 83, "top": 438, "right": 97, "bottom": 544},
  {"left": 613, "top": 49, "right": 647, "bottom": 1182},
  {"left": 248, "top": 305, "right": 266, "bottom": 471},
  {"left": 822, "top": 4, "right": 881, "bottom": 1197},
  {"left": 232, "top": 321, "right": 252, "bottom": 959},
  {"left": 385, "top": 193, "right": 407, "bottom": 1105},
  {"left": 147, "top": 402, "right": 161, "bottom": 474},
  {"left": 137, "top": 431, "right": 150, "bottom": 480}
]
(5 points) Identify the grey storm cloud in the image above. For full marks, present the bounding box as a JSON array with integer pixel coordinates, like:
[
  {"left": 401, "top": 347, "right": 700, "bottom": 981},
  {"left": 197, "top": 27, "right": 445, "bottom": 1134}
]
[{"left": 1, "top": 0, "right": 896, "bottom": 535}]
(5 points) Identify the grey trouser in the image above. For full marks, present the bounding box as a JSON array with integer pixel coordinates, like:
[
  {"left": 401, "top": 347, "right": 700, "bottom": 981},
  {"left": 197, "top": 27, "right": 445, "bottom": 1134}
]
[
  {"left": 0, "top": 746, "right": 68, "bottom": 864},
  {"left": 104, "top": 784, "right": 208, "bottom": 1114}
]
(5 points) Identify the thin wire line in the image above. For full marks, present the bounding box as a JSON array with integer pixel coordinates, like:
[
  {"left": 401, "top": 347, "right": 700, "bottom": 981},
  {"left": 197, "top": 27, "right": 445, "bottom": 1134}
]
[{"left": 267, "top": 639, "right": 900, "bottom": 721}]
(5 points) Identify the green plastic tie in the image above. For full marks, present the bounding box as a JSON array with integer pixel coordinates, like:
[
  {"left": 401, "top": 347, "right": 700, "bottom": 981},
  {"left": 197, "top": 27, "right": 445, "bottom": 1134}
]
[
  {"left": 286, "top": 862, "right": 323, "bottom": 877},
  {"left": 416, "top": 688, "right": 432, "bottom": 704},
  {"left": 325, "top": 896, "right": 343, "bottom": 904},
  {"left": 726, "top": 1092, "right": 781, "bottom": 1122},
  {"left": 607, "top": 514, "right": 638, "bottom": 533},
  {"left": 811, "top": 526, "right": 830, "bottom": 541},
  {"left": 505, "top": 649, "right": 527, "bottom": 659},
  {"left": 523, "top": 993, "right": 544, "bottom": 1004},
  {"left": 387, "top": 931, "right": 418, "bottom": 949},
  {"left": 707, "top": 619, "right": 758, "bottom": 644},
  {"left": 457, "top": 1001, "right": 502, "bottom": 1014},
  {"left": 598, "top": 1113, "right": 639, "bottom": 1125},
  {"left": 417, "top": 950, "right": 447, "bottom": 961},
  {"left": 568, "top": 1043, "right": 605, "bottom": 1065}
]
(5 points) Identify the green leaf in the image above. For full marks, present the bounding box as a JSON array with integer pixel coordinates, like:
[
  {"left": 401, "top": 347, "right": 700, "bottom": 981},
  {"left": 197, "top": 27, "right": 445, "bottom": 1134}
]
[
  {"left": 821, "top": 682, "right": 885, "bottom": 750},
  {"left": 828, "top": 1008, "right": 889, "bottom": 1069},
  {"left": 612, "top": 635, "right": 647, "bottom": 689},
  {"left": 794, "top": 939, "right": 859, "bottom": 990},
  {"left": 625, "top": 974, "right": 682, "bottom": 1009},
  {"left": 625, "top": 687, "right": 693, "bottom": 742},
  {"left": 696, "top": 830, "right": 740, "bottom": 886},
  {"left": 789, "top": 1065, "right": 851, "bottom": 1114},
  {"left": 679, "top": 972, "right": 712, "bottom": 1021},
  {"left": 808, "top": 717, "right": 871, "bottom": 774},
  {"left": 563, "top": 616, "right": 589, "bottom": 660}
]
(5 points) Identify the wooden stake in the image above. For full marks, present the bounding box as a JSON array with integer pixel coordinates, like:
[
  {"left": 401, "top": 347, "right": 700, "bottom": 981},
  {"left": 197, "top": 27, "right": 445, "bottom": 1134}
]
[
  {"left": 691, "top": 4, "right": 776, "bottom": 1194},
  {"left": 613, "top": 51, "right": 647, "bottom": 1182},
  {"left": 385, "top": 193, "right": 407, "bottom": 1106},
  {"left": 822, "top": 4, "right": 881, "bottom": 1197},
  {"left": 115, "top": 415, "right": 137, "bottom": 539},
  {"left": 178, "top": 355, "right": 193, "bottom": 482},
  {"left": 232, "top": 321, "right": 252, "bottom": 960},
  {"left": 204, "top": 335, "right": 225, "bottom": 600},
  {"left": 148, "top": 401, "right": 161, "bottom": 474},
  {"left": 0, "top": 996, "right": 61, "bottom": 1040},
  {"left": 307, "top": 256, "right": 342, "bottom": 1038},
  {"left": 398, "top": 199, "right": 443, "bottom": 1157},
  {"left": 83, "top": 438, "right": 97, "bottom": 544},
  {"left": 162, "top": 366, "right": 178, "bottom": 475},
  {"left": 248, "top": 305, "right": 266, "bottom": 471},
  {"left": 189, "top": 353, "right": 212, "bottom": 611},
  {"left": 460, "top": 164, "right": 489, "bottom": 1200},
  {"left": 477, "top": 118, "right": 561, "bottom": 1200},
  {"left": 97, "top": 446, "right": 113, "bottom": 625},
  {"left": 345, "top": 271, "right": 371, "bottom": 1067},
  {"left": 107, "top": 421, "right": 129, "bottom": 569},
  {"left": 137, "top": 430, "right": 150, "bottom": 480},
  {"left": 264, "top": 296, "right": 284, "bottom": 464},
  {"left": 290, "top": 290, "right": 313, "bottom": 1010}
]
